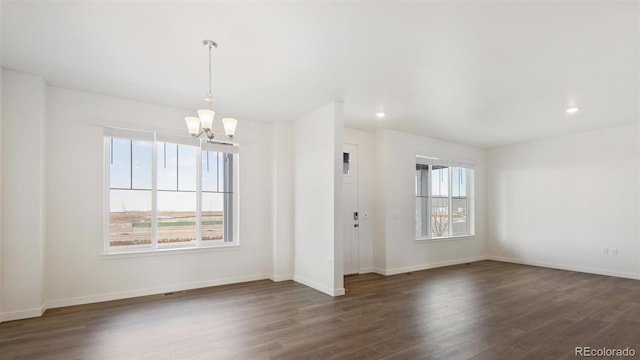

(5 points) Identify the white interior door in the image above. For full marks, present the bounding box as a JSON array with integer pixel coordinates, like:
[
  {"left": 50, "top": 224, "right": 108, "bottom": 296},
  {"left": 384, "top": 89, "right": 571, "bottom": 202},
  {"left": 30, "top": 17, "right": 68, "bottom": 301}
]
[{"left": 343, "top": 143, "right": 359, "bottom": 275}]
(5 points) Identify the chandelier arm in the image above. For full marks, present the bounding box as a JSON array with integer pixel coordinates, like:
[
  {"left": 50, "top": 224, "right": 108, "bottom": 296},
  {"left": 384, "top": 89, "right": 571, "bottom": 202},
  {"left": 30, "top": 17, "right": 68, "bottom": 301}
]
[
  {"left": 190, "top": 129, "right": 205, "bottom": 139},
  {"left": 190, "top": 128, "right": 216, "bottom": 141}
]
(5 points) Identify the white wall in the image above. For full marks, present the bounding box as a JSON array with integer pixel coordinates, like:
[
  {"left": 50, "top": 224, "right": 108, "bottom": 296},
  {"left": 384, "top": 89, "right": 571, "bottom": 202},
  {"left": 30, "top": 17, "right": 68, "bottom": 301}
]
[
  {"left": 41, "top": 86, "right": 273, "bottom": 308},
  {"left": 1, "top": 70, "right": 47, "bottom": 321},
  {"left": 487, "top": 123, "right": 640, "bottom": 278},
  {"left": 0, "top": 45, "right": 3, "bottom": 320},
  {"left": 332, "top": 104, "right": 344, "bottom": 291},
  {"left": 344, "top": 128, "right": 374, "bottom": 273},
  {"left": 373, "top": 129, "right": 486, "bottom": 275},
  {"left": 0, "top": 4, "right": 3, "bottom": 321},
  {"left": 293, "top": 102, "right": 344, "bottom": 296},
  {"left": 373, "top": 131, "right": 389, "bottom": 271},
  {"left": 270, "top": 121, "right": 294, "bottom": 281}
]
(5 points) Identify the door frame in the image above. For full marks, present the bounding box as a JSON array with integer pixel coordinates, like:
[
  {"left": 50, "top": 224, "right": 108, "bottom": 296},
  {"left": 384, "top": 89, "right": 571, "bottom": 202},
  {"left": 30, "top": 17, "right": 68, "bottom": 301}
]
[{"left": 343, "top": 142, "right": 359, "bottom": 275}]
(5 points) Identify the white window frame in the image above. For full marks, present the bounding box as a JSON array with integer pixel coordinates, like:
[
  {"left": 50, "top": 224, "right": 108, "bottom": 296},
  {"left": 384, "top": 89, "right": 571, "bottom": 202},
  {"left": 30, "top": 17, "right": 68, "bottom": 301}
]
[
  {"left": 415, "top": 154, "right": 475, "bottom": 241},
  {"left": 103, "top": 127, "right": 239, "bottom": 254}
]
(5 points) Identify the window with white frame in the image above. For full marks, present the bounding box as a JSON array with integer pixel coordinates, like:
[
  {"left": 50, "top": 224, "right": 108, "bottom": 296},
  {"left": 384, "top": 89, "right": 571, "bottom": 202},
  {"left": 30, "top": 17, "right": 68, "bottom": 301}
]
[
  {"left": 415, "top": 156, "right": 474, "bottom": 239},
  {"left": 104, "top": 128, "right": 237, "bottom": 252}
]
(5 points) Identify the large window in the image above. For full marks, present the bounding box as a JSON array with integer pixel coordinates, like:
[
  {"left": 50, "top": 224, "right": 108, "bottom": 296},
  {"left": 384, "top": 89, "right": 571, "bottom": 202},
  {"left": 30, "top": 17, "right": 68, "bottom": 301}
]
[
  {"left": 104, "top": 128, "right": 238, "bottom": 253},
  {"left": 415, "top": 156, "right": 474, "bottom": 239}
]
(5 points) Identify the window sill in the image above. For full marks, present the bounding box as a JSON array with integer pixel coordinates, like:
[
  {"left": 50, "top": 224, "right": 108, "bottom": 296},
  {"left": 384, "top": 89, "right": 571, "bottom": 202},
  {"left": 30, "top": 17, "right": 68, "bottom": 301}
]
[
  {"left": 415, "top": 235, "right": 474, "bottom": 243},
  {"left": 102, "top": 243, "right": 240, "bottom": 260}
]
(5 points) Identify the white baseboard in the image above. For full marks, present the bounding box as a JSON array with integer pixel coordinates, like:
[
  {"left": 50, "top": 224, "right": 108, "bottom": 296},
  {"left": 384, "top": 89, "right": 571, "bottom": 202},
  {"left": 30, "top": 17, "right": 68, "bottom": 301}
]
[
  {"left": 293, "top": 274, "right": 344, "bottom": 297},
  {"left": 269, "top": 273, "right": 293, "bottom": 282},
  {"left": 373, "top": 267, "right": 387, "bottom": 275},
  {"left": 0, "top": 306, "right": 45, "bottom": 323},
  {"left": 375, "top": 256, "right": 487, "bottom": 276},
  {"left": 487, "top": 255, "right": 640, "bottom": 280},
  {"left": 358, "top": 267, "right": 374, "bottom": 274},
  {"left": 44, "top": 273, "right": 271, "bottom": 311}
]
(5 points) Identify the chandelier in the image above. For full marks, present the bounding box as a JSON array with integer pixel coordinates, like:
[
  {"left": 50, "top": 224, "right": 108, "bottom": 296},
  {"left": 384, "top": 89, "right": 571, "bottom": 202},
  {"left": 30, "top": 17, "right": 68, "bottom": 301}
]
[{"left": 185, "top": 40, "right": 238, "bottom": 140}]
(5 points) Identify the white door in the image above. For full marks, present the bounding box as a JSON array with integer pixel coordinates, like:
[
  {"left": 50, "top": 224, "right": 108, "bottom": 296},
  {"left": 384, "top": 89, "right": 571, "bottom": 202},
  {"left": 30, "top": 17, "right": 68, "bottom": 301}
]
[{"left": 343, "top": 144, "right": 359, "bottom": 275}]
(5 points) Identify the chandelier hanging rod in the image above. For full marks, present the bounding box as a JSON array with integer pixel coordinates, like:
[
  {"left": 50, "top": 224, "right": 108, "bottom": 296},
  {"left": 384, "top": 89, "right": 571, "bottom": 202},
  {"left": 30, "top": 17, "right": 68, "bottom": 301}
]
[{"left": 203, "top": 40, "right": 216, "bottom": 103}]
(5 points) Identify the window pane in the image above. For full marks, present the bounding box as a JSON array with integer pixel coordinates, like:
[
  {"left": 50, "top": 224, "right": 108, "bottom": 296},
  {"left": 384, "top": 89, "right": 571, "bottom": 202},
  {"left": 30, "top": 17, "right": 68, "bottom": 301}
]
[
  {"left": 202, "top": 150, "right": 219, "bottom": 192},
  {"left": 218, "top": 152, "right": 225, "bottom": 192},
  {"left": 157, "top": 191, "right": 196, "bottom": 247},
  {"left": 431, "top": 165, "right": 449, "bottom": 196},
  {"left": 452, "top": 167, "right": 468, "bottom": 235},
  {"left": 415, "top": 163, "right": 430, "bottom": 238},
  {"left": 431, "top": 165, "right": 449, "bottom": 237},
  {"left": 109, "top": 190, "right": 152, "bottom": 248},
  {"left": 157, "top": 142, "right": 177, "bottom": 191},
  {"left": 416, "top": 197, "right": 429, "bottom": 238},
  {"left": 431, "top": 195, "right": 449, "bottom": 237},
  {"left": 202, "top": 192, "right": 224, "bottom": 241},
  {"left": 452, "top": 198, "right": 468, "bottom": 236},
  {"left": 132, "top": 140, "right": 152, "bottom": 190},
  {"left": 415, "top": 164, "right": 429, "bottom": 196},
  {"left": 222, "top": 154, "right": 234, "bottom": 242},
  {"left": 451, "top": 167, "right": 467, "bottom": 197},
  {"left": 223, "top": 153, "right": 234, "bottom": 193},
  {"left": 178, "top": 144, "right": 197, "bottom": 191},
  {"left": 110, "top": 138, "right": 131, "bottom": 189},
  {"left": 343, "top": 152, "right": 350, "bottom": 175}
]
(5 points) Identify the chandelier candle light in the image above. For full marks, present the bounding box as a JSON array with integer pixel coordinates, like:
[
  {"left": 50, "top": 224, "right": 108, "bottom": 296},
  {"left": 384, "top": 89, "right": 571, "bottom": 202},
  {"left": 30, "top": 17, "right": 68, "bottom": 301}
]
[{"left": 185, "top": 40, "right": 238, "bottom": 140}]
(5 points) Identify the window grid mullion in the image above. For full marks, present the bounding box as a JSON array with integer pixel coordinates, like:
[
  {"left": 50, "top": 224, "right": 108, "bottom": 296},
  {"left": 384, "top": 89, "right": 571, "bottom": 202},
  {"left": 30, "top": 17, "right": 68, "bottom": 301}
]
[
  {"left": 427, "top": 165, "right": 432, "bottom": 238},
  {"left": 224, "top": 153, "right": 234, "bottom": 243},
  {"left": 467, "top": 169, "right": 471, "bottom": 235},
  {"left": 176, "top": 144, "right": 180, "bottom": 191},
  {"left": 448, "top": 167, "right": 453, "bottom": 237},
  {"left": 129, "top": 140, "right": 133, "bottom": 190},
  {"left": 104, "top": 138, "right": 111, "bottom": 254},
  {"left": 151, "top": 135, "right": 158, "bottom": 250},
  {"left": 196, "top": 148, "right": 202, "bottom": 247}
]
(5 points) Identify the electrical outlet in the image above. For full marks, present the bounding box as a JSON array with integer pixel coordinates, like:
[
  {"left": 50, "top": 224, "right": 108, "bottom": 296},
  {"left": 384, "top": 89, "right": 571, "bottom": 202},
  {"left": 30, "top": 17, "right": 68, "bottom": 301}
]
[
  {"left": 601, "top": 248, "right": 609, "bottom": 255},
  {"left": 612, "top": 248, "right": 618, "bottom": 256}
]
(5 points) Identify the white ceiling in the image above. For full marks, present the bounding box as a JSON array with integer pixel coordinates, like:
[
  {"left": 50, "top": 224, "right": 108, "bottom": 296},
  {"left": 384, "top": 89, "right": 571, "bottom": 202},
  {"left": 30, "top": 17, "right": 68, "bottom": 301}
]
[{"left": 2, "top": 1, "right": 638, "bottom": 148}]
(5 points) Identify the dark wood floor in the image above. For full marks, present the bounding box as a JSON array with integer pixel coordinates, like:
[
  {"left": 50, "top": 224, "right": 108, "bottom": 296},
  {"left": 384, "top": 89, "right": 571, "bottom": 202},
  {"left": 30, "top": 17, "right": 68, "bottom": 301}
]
[{"left": 2, "top": 261, "right": 640, "bottom": 359}]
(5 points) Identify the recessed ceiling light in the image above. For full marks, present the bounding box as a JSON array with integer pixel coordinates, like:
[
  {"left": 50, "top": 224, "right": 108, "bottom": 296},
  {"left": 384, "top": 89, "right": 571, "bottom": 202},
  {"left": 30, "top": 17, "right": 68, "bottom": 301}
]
[
  {"left": 566, "top": 107, "right": 579, "bottom": 114},
  {"left": 376, "top": 112, "right": 386, "bottom": 118}
]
